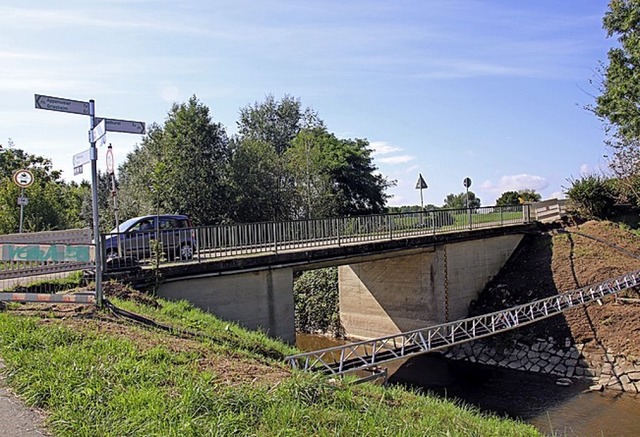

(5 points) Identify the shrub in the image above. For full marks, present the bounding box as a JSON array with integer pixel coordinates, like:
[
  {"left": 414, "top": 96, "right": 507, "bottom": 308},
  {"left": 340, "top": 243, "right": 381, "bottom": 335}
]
[{"left": 565, "top": 175, "right": 617, "bottom": 219}]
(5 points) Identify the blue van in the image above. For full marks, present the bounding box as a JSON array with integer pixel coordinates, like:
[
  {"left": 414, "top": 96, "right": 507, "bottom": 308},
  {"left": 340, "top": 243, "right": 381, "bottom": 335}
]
[{"left": 103, "top": 214, "right": 195, "bottom": 261}]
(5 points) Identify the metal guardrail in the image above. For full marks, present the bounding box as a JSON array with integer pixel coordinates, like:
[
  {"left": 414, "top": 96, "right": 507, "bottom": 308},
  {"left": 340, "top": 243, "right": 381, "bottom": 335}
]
[
  {"left": 102, "top": 205, "right": 530, "bottom": 271},
  {"left": 284, "top": 269, "right": 640, "bottom": 375}
]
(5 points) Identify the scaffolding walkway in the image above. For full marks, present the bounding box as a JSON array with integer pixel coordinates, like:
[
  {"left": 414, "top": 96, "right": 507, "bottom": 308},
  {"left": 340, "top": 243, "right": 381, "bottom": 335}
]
[{"left": 285, "top": 269, "right": 640, "bottom": 376}]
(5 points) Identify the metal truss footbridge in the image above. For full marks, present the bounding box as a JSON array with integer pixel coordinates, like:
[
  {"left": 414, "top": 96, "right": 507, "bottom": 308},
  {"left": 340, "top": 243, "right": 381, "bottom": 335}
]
[{"left": 285, "top": 270, "right": 640, "bottom": 376}]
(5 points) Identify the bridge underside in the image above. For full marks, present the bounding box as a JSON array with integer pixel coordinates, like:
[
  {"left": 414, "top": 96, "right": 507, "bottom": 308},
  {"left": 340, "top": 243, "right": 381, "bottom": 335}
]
[{"left": 339, "top": 235, "right": 523, "bottom": 340}]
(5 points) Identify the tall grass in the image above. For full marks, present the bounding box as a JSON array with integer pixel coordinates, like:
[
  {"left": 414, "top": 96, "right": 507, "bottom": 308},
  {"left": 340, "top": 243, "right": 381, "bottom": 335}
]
[{"left": 0, "top": 298, "right": 541, "bottom": 436}]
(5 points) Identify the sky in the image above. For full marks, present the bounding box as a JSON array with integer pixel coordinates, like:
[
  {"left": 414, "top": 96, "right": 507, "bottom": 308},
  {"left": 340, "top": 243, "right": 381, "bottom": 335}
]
[{"left": 0, "top": 1, "right": 615, "bottom": 207}]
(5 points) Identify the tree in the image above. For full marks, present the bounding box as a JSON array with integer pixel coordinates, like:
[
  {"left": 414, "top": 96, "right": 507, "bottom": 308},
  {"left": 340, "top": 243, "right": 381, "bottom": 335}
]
[
  {"left": 496, "top": 189, "right": 541, "bottom": 206},
  {"left": 228, "top": 138, "right": 298, "bottom": 222},
  {"left": 117, "top": 96, "right": 231, "bottom": 226},
  {"left": 592, "top": 1, "right": 640, "bottom": 205},
  {"left": 566, "top": 175, "right": 616, "bottom": 219},
  {"left": 236, "top": 94, "right": 321, "bottom": 155},
  {"left": 286, "top": 128, "right": 394, "bottom": 218},
  {"left": 443, "top": 191, "right": 481, "bottom": 209},
  {"left": 0, "top": 143, "right": 88, "bottom": 233}
]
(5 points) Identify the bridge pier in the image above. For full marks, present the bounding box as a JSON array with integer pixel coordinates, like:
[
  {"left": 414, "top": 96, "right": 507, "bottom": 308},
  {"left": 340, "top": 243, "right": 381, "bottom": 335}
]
[
  {"left": 157, "top": 268, "right": 296, "bottom": 344},
  {"left": 339, "top": 235, "right": 523, "bottom": 340}
]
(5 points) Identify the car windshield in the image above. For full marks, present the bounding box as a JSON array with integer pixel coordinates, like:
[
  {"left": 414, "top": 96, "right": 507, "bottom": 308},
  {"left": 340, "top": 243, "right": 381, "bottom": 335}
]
[{"left": 110, "top": 217, "right": 144, "bottom": 233}]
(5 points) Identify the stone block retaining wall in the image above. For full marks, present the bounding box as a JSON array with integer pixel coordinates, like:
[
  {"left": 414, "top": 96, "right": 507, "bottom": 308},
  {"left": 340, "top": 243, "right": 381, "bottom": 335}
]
[{"left": 445, "top": 337, "right": 640, "bottom": 393}]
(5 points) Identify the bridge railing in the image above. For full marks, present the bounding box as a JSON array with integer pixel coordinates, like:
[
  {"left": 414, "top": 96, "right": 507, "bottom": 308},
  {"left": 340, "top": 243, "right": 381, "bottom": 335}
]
[{"left": 102, "top": 205, "right": 530, "bottom": 271}]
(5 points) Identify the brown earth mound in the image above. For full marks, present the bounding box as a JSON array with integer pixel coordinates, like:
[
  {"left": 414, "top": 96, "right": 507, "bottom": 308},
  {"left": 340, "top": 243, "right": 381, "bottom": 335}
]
[{"left": 471, "top": 220, "right": 640, "bottom": 362}]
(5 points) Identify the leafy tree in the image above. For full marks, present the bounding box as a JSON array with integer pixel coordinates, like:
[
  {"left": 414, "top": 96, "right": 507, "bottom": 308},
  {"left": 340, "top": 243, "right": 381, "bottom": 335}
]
[
  {"left": 496, "top": 189, "right": 541, "bottom": 206},
  {"left": 293, "top": 267, "right": 342, "bottom": 335},
  {"left": 117, "top": 96, "right": 231, "bottom": 226},
  {"left": 443, "top": 191, "right": 481, "bottom": 209},
  {"left": 0, "top": 143, "right": 88, "bottom": 233},
  {"left": 236, "top": 94, "right": 321, "bottom": 154},
  {"left": 591, "top": 1, "right": 640, "bottom": 206},
  {"left": 228, "top": 138, "right": 298, "bottom": 222},
  {"left": 287, "top": 128, "right": 393, "bottom": 218}
]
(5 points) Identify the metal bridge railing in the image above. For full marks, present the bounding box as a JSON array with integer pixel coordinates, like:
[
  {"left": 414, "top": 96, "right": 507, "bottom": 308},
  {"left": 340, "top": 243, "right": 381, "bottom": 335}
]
[
  {"left": 102, "top": 205, "right": 531, "bottom": 271},
  {"left": 284, "top": 269, "right": 640, "bottom": 376}
]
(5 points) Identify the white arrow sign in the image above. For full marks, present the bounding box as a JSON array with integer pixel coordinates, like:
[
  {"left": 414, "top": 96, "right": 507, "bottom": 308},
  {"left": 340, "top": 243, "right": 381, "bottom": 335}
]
[
  {"left": 35, "top": 94, "right": 90, "bottom": 115},
  {"left": 91, "top": 119, "right": 107, "bottom": 145},
  {"left": 95, "top": 117, "right": 146, "bottom": 135},
  {"left": 73, "top": 149, "right": 91, "bottom": 168}
]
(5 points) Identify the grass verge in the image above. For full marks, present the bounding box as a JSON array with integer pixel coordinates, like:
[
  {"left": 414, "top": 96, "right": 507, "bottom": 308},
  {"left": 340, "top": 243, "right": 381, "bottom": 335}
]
[{"left": 0, "top": 295, "right": 541, "bottom": 436}]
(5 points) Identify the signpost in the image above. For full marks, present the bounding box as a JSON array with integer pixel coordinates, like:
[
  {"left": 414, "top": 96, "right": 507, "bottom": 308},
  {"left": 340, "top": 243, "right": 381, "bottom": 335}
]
[
  {"left": 34, "top": 94, "right": 89, "bottom": 115},
  {"left": 95, "top": 117, "right": 146, "bottom": 135},
  {"left": 415, "top": 173, "right": 428, "bottom": 209},
  {"left": 35, "top": 93, "right": 145, "bottom": 307},
  {"left": 13, "top": 169, "right": 34, "bottom": 233},
  {"left": 463, "top": 177, "right": 472, "bottom": 229}
]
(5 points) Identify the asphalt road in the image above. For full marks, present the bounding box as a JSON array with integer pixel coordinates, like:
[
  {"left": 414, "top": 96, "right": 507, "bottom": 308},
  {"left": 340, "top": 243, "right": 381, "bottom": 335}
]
[{"left": 0, "top": 361, "right": 48, "bottom": 436}]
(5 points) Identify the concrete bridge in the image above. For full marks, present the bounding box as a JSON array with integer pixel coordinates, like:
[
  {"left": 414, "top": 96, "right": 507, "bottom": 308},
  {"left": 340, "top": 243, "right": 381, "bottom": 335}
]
[{"left": 142, "top": 206, "right": 535, "bottom": 344}]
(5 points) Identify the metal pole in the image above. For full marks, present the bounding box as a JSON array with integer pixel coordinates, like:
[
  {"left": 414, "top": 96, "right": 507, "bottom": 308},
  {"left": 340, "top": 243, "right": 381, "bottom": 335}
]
[
  {"left": 18, "top": 187, "right": 25, "bottom": 233},
  {"left": 89, "top": 100, "right": 103, "bottom": 308}
]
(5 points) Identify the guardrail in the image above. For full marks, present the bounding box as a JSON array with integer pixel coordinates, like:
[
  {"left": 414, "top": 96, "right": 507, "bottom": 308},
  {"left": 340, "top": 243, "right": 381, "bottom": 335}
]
[{"left": 102, "top": 205, "right": 531, "bottom": 272}]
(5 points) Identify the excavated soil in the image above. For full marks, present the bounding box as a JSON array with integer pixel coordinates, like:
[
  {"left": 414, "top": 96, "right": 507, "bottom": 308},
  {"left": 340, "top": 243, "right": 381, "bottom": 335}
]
[{"left": 471, "top": 220, "right": 640, "bottom": 361}]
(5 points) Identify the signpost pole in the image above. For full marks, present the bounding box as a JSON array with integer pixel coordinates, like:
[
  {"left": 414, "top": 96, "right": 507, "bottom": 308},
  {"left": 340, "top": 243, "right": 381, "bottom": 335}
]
[
  {"left": 89, "top": 100, "right": 103, "bottom": 308},
  {"left": 18, "top": 187, "right": 25, "bottom": 233}
]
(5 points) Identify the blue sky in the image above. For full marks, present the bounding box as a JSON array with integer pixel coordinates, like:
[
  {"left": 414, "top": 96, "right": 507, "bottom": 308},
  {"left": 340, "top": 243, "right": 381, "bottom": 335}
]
[{"left": 1, "top": 1, "right": 613, "bottom": 207}]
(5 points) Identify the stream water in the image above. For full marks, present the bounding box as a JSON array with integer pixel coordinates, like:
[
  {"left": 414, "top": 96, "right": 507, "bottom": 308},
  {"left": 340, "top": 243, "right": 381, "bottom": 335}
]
[{"left": 297, "top": 334, "right": 640, "bottom": 436}]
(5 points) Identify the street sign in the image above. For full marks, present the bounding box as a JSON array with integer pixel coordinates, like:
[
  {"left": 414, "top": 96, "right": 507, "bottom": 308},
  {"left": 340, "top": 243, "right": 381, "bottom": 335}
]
[
  {"left": 106, "top": 146, "right": 114, "bottom": 174},
  {"left": 17, "top": 196, "right": 28, "bottom": 206},
  {"left": 73, "top": 166, "right": 83, "bottom": 176},
  {"left": 73, "top": 149, "right": 91, "bottom": 168},
  {"left": 91, "top": 119, "right": 107, "bottom": 145},
  {"left": 13, "top": 169, "right": 34, "bottom": 188},
  {"left": 415, "top": 174, "right": 428, "bottom": 190},
  {"left": 95, "top": 117, "right": 146, "bottom": 135},
  {"left": 463, "top": 177, "right": 472, "bottom": 188},
  {"left": 34, "top": 94, "right": 89, "bottom": 116}
]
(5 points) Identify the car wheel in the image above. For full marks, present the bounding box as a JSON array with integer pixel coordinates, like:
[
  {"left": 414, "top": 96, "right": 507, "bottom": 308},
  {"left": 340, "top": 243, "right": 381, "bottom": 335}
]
[
  {"left": 178, "top": 242, "right": 193, "bottom": 260},
  {"left": 105, "top": 249, "right": 118, "bottom": 261}
]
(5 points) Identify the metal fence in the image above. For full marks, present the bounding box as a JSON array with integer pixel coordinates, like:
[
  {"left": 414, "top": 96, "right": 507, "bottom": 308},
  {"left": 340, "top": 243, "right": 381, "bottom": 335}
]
[
  {"left": 102, "top": 205, "right": 530, "bottom": 272},
  {"left": 0, "top": 229, "right": 96, "bottom": 303}
]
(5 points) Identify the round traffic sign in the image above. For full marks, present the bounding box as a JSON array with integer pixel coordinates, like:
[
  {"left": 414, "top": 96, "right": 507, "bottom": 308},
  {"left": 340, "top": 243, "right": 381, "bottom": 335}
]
[
  {"left": 106, "top": 146, "right": 115, "bottom": 174},
  {"left": 463, "top": 177, "right": 472, "bottom": 188},
  {"left": 13, "top": 169, "right": 34, "bottom": 188}
]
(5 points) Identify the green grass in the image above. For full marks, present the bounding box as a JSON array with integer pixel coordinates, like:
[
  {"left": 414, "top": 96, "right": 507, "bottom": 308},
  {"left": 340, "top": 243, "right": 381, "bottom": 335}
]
[{"left": 0, "top": 297, "right": 541, "bottom": 436}]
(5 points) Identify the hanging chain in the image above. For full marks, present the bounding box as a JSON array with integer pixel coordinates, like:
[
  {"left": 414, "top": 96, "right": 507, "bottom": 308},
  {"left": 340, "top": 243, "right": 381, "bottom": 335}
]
[{"left": 443, "top": 245, "right": 450, "bottom": 323}]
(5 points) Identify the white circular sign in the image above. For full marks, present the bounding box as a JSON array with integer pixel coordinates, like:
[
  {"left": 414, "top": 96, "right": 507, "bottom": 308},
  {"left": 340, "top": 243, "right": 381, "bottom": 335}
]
[
  {"left": 106, "top": 147, "right": 115, "bottom": 174},
  {"left": 13, "top": 169, "right": 34, "bottom": 188}
]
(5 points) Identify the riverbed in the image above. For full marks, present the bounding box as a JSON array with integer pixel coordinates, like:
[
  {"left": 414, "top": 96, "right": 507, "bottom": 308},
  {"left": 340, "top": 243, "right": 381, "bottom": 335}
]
[{"left": 297, "top": 334, "right": 640, "bottom": 436}]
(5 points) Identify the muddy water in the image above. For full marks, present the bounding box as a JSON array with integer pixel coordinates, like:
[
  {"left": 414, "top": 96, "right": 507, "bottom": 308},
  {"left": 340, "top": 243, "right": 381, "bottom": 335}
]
[{"left": 297, "top": 334, "right": 640, "bottom": 436}]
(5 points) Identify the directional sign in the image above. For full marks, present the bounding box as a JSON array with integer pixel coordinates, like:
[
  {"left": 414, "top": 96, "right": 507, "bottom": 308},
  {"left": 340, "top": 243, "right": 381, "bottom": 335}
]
[
  {"left": 91, "top": 119, "right": 107, "bottom": 145},
  {"left": 34, "top": 94, "right": 89, "bottom": 116},
  {"left": 73, "top": 149, "right": 91, "bottom": 168},
  {"left": 13, "top": 170, "right": 34, "bottom": 188},
  {"left": 95, "top": 117, "right": 146, "bottom": 135}
]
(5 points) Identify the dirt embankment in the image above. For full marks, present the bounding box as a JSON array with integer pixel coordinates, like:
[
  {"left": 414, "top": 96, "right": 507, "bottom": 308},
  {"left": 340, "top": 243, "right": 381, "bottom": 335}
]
[{"left": 471, "top": 220, "right": 640, "bottom": 362}]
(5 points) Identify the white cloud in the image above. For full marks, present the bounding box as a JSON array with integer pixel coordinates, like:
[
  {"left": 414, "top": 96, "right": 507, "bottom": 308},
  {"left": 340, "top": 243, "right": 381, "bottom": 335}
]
[
  {"left": 370, "top": 141, "right": 402, "bottom": 155},
  {"left": 580, "top": 164, "right": 590, "bottom": 175},
  {"left": 378, "top": 155, "right": 415, "bottom": 165},
  {"left": 480, "top": 173, "right": 549, "bottom": 195},
  {"left": 159, "top": 84, "right": 181, "bottom": 103},
  {"left": 550, "top": 191, "right": 566, "bottom": 200}
]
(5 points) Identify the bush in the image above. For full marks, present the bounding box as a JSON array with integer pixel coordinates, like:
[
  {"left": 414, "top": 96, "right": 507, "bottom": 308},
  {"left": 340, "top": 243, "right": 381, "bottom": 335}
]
[
  {"left": 293, "top": 267, "right": 343, "bottom": 335},
  {"left": 565, "top": 175, "right": 617, "bottom": 219}
]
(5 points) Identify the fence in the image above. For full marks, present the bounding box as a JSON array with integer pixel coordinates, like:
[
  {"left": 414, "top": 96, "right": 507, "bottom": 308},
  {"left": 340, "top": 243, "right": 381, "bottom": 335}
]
[
  {"left": 102, "top": 205, "right": 531, "bottom": 271},
  {"left": 0, "top": 229, "right": 95, "bottom": 303}
]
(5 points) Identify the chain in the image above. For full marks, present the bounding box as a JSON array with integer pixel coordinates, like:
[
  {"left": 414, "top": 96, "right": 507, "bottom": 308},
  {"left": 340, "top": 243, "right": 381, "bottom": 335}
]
[{"left": 443, "top": 245, "right": 449, "bottom": 323}]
